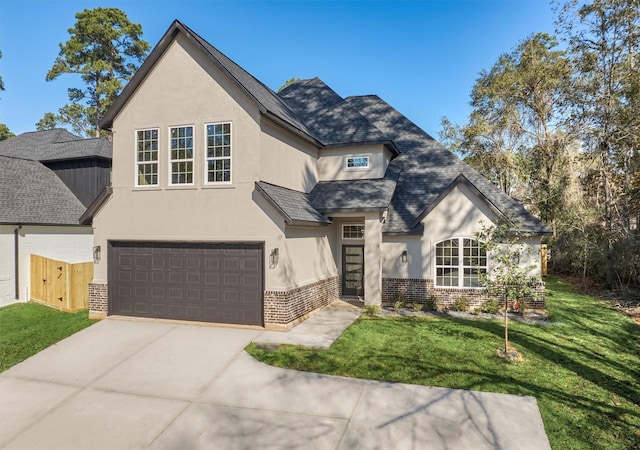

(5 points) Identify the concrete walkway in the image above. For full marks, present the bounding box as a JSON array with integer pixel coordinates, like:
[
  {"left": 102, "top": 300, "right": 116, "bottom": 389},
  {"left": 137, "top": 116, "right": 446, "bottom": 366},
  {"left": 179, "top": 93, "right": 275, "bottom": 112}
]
[
  {"left": 256, "top": 299, "right": 362, "bottom": 348},
  {"left": 0, "top": 306, "right": 551, "bottom": 450}
]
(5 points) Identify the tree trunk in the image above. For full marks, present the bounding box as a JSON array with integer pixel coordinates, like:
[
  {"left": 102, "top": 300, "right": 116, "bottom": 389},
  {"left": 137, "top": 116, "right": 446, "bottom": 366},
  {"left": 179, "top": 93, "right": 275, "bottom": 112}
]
[{"left": 504, "top": 295, "right": 509, "bottom": 353}]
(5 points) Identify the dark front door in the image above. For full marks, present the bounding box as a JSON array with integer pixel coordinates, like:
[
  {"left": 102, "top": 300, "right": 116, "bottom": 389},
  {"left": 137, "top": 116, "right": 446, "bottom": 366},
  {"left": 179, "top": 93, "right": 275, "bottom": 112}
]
[
  {"left": 108, "top": 241, "right": 264, "bottom": 326},
  {"left": 342, "top": 245, "right": 364, "bottom": 296}
]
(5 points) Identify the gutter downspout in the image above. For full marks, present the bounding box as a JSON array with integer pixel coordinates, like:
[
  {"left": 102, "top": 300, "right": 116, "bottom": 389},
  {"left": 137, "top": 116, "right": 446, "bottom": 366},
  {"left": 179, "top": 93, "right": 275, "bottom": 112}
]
[{"left": 14, "top": 225, "right": 21, "bottom": 300}]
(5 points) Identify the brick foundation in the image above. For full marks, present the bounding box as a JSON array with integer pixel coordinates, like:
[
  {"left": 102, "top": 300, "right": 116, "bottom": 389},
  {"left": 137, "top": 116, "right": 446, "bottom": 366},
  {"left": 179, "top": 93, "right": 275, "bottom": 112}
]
[
  {"left": 382, "top": 278, "right": 545, "bottom": 310},
  {"left": 89, "top": 282, "right": 108, "bottom": 319},
  {"left": 264, "top": 276, "right": 340, "bottom": 326}
]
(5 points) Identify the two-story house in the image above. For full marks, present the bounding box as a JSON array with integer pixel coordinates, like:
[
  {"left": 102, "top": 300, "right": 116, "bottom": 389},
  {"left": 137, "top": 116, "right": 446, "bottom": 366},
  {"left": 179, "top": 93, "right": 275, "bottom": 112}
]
[{"left": 85, "top": 21, "right": 550, "bottom": 329}]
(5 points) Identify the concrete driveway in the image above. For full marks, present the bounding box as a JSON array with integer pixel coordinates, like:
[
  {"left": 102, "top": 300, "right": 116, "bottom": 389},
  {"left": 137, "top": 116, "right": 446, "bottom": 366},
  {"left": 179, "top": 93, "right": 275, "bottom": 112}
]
[{"left": 0, "top": 319, "right": 550, "bottom": 449}]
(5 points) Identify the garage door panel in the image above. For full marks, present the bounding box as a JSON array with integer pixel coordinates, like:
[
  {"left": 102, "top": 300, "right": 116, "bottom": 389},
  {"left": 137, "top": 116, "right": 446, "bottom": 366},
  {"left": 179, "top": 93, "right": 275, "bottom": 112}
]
[{"left": 108, "top": 242, "right": 263, "bottom": 326}]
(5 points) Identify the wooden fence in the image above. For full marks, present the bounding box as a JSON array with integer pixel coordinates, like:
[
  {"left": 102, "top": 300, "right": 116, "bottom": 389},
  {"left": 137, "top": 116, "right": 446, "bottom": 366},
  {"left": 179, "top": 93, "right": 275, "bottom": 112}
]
[
  {"left": 541, "top": 244, "right": 548, "bottom": 277},
  {"left": 30, "top": 254, "right": 94, "bottom": 312}
]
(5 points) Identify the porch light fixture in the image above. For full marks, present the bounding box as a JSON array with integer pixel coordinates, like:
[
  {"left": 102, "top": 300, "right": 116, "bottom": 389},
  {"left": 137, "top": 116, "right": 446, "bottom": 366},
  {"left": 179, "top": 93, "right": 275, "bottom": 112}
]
[
  {"left": 93, "top": 246, "right": 101, "bottom": 264},
  {"left": 400, "top": 250, "right": 408, "bottom": 265},
  {"left": 269, "top": 248, "right": 279, "bottom": 268}
]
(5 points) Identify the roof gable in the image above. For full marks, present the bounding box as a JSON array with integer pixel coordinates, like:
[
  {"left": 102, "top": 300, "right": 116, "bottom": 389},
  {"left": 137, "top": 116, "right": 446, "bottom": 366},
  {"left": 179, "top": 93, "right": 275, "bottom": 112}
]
[
  {"left": 410, "top": 174, "right": 504, "bottom": 228},
  {"left": 100, "top": 21, "right": 320, "bottom": 146}
]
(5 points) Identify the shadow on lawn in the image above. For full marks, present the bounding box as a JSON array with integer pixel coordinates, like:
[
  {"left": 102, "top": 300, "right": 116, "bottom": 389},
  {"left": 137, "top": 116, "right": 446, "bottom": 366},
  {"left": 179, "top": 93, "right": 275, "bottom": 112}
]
[{"left": 455, "top": 315, "right": 640, "bottom": 405}]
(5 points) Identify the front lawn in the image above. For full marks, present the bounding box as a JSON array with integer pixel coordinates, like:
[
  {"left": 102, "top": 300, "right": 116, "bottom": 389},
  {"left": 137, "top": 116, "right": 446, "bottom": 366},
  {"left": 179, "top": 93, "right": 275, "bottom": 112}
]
[
  {"left": 0, "top": 303, "right": 96, "bottom": 372},
  {"left": 248, "top": 276, "right": 640, "bottom": 450}
]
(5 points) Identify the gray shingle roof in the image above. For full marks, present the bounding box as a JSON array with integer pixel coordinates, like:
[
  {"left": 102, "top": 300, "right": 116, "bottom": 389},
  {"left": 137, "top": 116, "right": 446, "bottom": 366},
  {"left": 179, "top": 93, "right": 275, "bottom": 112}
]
[
  {"left": 344, "top": 95, "right": 551, "bottom": 234},
  {"left": 309, "top": 163, "right": 401, "bottom": 213},
  {"left": 278, "top": 78, "right": 391, "bottom": 147},
  {"left": 0, "top": 156, "right": 87, "bottom": 225},
  {"left": 99, "top": 20, "right": 549, "bottom": 236},
  {"left": 255, "top": 182, "right": 330, "bottom": 225},
  {"left": 0, "top": 129, "right": 111, "bottom": 161}
]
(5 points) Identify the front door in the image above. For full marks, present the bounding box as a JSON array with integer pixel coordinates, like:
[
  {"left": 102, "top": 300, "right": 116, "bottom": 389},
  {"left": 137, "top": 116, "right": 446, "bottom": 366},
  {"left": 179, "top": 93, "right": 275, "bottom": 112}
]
[{"left": 342, "top": 245, "right": 364, "bottom": 296}]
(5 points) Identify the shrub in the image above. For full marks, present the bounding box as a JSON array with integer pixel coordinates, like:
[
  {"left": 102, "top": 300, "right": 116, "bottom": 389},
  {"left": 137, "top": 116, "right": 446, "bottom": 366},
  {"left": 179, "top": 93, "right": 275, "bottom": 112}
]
[
  {"left": 412, "top": 302, "right": 423, "bottom": 312},
  {"left": 392, "top": 293, "right": 407, "bottom": 312},
  {"left": 363, "top": 305, "right": 380, "bottom": 316},
  {"left": 480, "top": 299, "right": 501, "bottom": 314},
  {"left": 424, "top": 295, "right": 438, "bottom": 311},
  {"left": 453, "top": 297, "right": 470, "bottom": 312}
]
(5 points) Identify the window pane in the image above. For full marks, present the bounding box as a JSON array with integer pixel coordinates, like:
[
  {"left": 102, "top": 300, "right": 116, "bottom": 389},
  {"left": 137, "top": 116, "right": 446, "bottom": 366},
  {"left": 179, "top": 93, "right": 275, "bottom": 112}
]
[
  {"left": 205, "top": 122, "right": 232, "bottom": 183},
  {"left": 436, "top": 238, "right": 486, "bottom": 288},
  {"left": 136, "top": 129, "right": 159, "bottom": 186},
  {"left": 343, "top": 225, "right": 364, "bottom": 239}
]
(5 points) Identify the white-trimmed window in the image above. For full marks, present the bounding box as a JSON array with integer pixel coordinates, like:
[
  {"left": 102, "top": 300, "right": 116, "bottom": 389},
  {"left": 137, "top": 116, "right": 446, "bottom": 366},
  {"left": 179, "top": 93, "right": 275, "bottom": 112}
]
[
  {"left": 345, "top": 156, "right": 369, "bottom": 170},
  {"left": 205, "top": 122, "right": 232, "bottom": 184},
  {"left": 343, "top": 225, "right": 364, "bottom": 239},
  {"left": 169, "top": 125, "right": 194, "bottom": 185},
  {"left": 136, "top": 129, "right": 159, "bottom": 186},
  {"left": 435, "top": 238, "right": 487, "bottom": 288}
]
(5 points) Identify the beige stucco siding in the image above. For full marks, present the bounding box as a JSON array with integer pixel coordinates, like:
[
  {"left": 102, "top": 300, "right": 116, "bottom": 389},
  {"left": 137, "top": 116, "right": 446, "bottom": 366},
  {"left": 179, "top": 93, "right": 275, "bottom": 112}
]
[
  {"left": 318, "top": 145, "right": 389, "bottom": 181},
  {"left": 382, "top": 183, "right": 542, "bottom": 281},
  {"left": 110, "top": 35, "right": 263, "bottom": 189},
  {"left": 93, "top": 34, "right": 336, "bottom": 292},
  {"left": 259, "top": 120, "right": 319, "bottom": 192}
]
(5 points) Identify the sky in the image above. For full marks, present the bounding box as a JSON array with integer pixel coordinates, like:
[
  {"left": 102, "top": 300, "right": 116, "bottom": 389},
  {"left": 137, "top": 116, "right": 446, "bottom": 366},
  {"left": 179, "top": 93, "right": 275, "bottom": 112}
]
[{"left": 0, "top": 0, "right": 557, "bottom": 138}]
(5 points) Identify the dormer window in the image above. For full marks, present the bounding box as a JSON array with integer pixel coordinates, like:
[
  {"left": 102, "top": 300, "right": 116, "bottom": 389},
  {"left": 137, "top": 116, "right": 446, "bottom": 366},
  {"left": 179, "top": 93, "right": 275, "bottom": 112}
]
[{"left": 345, "top": 156, "right": 369, "bottom": 170}]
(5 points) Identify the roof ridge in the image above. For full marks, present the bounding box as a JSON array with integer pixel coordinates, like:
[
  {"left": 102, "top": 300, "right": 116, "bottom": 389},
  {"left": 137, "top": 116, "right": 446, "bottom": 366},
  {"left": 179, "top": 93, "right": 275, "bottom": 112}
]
[{"left": 0, "top": 153, "right": 39, "bottom": 163}]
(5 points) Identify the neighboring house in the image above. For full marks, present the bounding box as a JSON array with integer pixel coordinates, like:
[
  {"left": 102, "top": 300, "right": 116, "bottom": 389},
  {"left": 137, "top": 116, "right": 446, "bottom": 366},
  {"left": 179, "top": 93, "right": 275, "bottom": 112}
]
[
  {"left": 0, "top": 129, "right": 112, "bottom": 306},
  {"left": 86, "top": 20, "right": 550, "bottom": 329}
]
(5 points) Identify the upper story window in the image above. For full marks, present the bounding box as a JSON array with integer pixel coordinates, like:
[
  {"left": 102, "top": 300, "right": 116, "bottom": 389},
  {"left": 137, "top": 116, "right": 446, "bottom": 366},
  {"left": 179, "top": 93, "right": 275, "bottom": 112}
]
[
  {"left": 435, "top": 238, "right": 487, "bottom": 288},
  {"left": 169, "top": 126, "right": 194, "bottom": 185},
  {"left": 136, "top": 129, "right": 159, "bottom": 186},
  {"left": 205, "top": 123, "right": 232, "bottom": 184},
  {"left": 343, "top": 224, "right": 365, "bottom": 239},
  {"left": 345, "top": 156, "right": 369, "bottom": 170}
]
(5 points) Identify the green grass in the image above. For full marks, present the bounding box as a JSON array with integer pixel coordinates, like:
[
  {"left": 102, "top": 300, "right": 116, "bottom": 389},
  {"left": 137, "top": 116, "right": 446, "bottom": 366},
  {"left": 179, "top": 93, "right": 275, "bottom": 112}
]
[
  {"left": 248, "top": 276, "right": 640, "bottom": 450},
  {"left": 0, "top": 303, "right": 96, "bottom": 372}
]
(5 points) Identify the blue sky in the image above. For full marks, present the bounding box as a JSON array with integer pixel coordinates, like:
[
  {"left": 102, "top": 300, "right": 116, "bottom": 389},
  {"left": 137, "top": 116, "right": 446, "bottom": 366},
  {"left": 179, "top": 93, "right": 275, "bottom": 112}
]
[{"left": 0, "top": 0, "right": 556, "bottom": 137}]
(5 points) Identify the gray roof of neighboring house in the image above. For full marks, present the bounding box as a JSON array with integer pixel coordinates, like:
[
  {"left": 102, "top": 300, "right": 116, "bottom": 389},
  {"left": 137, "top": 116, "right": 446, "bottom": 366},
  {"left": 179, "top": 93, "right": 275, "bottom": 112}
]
[
  {"left": 0, "top": 129, "right": 112, "bottom": 161},
  {"left": 344, "top": 95, "right": 551, "bottom": 234},
  {"left": 0, "top": 155, "right": 88, "bottom": 225},
  {"left": 255, "top": 181, "right": 331, "bottom": 225}
]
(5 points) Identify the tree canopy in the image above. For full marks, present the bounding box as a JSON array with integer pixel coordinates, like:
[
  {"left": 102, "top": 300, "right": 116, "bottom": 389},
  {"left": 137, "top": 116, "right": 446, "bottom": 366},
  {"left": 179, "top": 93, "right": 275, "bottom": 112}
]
[
  {"left": 40, "top": 7, "right": 149, "bottom": 137},
  {"left": 278, "top": 77, "right": 302, "bottom": 92},
  {"left": 441, "top": 0, "right": 640, "bottom": 289}
]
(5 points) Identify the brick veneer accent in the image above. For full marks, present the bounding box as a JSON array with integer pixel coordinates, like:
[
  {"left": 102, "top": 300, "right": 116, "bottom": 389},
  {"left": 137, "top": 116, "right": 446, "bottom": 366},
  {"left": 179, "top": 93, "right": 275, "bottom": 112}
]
[
  {"left": 264, "top": 276, "right": 340, "bottom": 326},
  {"left": 89, "top": 282, "right": 108, "bottom": 319},
  {"left": 382, "top": 278, "right": 545, "bottom": 310}
]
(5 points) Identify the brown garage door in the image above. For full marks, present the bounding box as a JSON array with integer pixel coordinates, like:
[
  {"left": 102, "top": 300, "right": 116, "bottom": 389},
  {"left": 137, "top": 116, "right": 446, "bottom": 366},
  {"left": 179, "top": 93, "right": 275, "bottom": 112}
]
[{"left": 108, "top": 242, "right": 263, "bottom": 326}]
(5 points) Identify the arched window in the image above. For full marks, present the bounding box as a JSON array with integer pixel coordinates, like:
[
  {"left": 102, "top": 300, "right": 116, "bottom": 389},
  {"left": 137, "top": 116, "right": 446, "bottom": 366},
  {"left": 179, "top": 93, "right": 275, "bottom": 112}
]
[{"left": 435, "top": 238, "right": 487, "bottom": 288}]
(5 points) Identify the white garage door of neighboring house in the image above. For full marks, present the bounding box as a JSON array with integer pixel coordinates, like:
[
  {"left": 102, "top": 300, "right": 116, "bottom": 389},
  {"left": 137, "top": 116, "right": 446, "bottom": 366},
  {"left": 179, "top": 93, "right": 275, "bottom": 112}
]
[{"left": 108, "top": 241, "right": 264, "bottom": 326}]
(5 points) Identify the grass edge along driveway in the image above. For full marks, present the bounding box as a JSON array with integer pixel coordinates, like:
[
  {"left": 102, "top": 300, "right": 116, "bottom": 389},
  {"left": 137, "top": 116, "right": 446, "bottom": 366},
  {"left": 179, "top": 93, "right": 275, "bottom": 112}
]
[
  {"left": 0, "top": 303, "right": 96, "bottom": 372},
  {"left": 248, "top": 277, "right": 640, "bottom": 450}
]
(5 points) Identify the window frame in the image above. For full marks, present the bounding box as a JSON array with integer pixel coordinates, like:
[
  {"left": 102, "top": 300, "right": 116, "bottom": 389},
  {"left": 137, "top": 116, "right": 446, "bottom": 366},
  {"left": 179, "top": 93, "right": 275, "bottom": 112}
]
[
  {"left": 168, "top": 125, "right": 195, "bottom": 186},
  {"left": 434, "top": 237, "right": 487, "bottom": 289},
  {"left": 204, "top": 122, "right": 232, "bottom": 185},
  {"left": 342, "top": 224, "right": 365, "bottom": 240},
  {"left": 135, "top": 128, "right": 160, "bottom": 187},
  {"left": 344, "top": 156, "right": 370, "bottom": 171}
]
